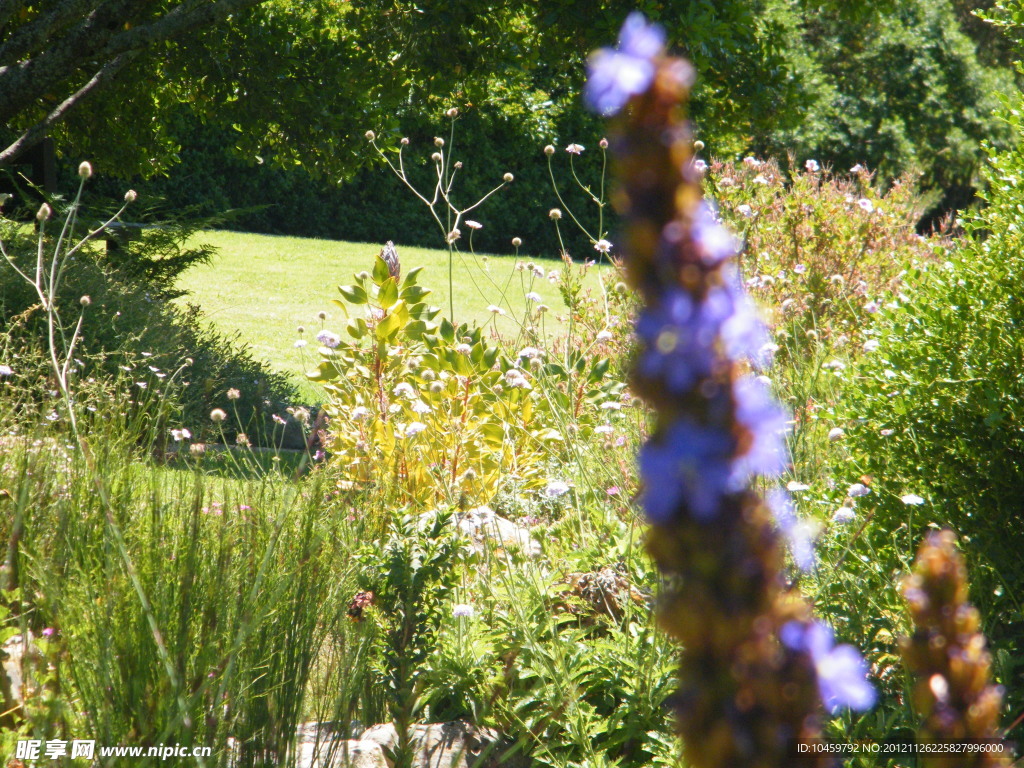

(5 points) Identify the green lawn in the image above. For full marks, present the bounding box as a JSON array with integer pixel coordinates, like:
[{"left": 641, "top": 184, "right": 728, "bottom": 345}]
[{"left": 177, "top": 231, "right": 611, "bottom": 394}]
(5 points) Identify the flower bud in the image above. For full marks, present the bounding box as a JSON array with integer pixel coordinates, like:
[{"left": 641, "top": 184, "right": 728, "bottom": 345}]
[
  {"left": 79, "top": 295, "right": 91, "bottom": 307},
  {"left": 503, "top": 172, "right": 514, "bottom": 182},
  {"left": 36, "top": 202, "right": 52, "bottom": 221},
  {"left": 544, "top": 144, "right": 555, "bottom": 156},
  {"left": 549, "top": 208, "right": 562, "bottom": 220},
  {"left": 210, "top": 408, "right": 227, "bottom": 423},
  {"left": 400, "top": 137, "right": 409, "bottom": 146},
  {"left": 434, "top": 137, "right": 444, "bottom": 147},
  {"left": 454, "top": 161, "right": 463, "bottom": 169},
  {"left": 431, "top": 152, "right": 442, "bottom": 163},
  {"left": 318, "top": 311, "right": 327, "bottom": 321},
  {"left": 693, "top": 139, "right": 705, "bottom": 152},
  {"left": 512, "top": 237, "right": 522, "bottom": 247},
  {"left": 365, "top": 130, "right": 376, "bottom": 141},
  {"left": 446, "top": 107, "right": 458, "bottom": 118},
  {"left": 78, "top": 161, "right": 93, "bottom": 179},
  {"left": 297, "top": 326, "right": 305, "bottom": 334},
  {"left": 124, "top": 189, "right": 137, "bottom": 203},
  {"left": 599, "top": 138, "right": 609, "bottom": 149}
]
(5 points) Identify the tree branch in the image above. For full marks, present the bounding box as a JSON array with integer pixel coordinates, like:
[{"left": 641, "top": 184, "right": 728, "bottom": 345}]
[
  {"left": 0, "top": 0, "right": 98, "bottom": 67},
  {"left": 0, "top": 50, "right": 137, "bottom": 167}
]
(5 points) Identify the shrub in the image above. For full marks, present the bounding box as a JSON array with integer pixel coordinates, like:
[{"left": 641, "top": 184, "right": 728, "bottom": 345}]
[{"left": 830, "top": 130, "right": 1024, "bottom": 716}]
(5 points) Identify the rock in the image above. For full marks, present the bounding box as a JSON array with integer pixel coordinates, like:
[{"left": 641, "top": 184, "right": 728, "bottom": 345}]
[
  {"left": 457, "top": 507, "right": 540, "bottom": 557},
  {"left": 362, "top": 721, "right": 511, "bottom": 768},
  {"left": 295, "top": 738, "right": 388, "bottom": 768}
]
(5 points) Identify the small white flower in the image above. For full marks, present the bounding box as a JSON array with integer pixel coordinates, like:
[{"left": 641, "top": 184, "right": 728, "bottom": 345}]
[
  {"left": 404, "top": 421, "right": 427, "bottom": 437},
  {"left": 600, "top": 401, "right": 622, "bottom": 410},
  {"left": 880, "top": 428, "right": 894, "bottom": 437},
  {"left": 517, "top": 347, "right": 542, "bottom": 359},
  {"left": 455, "top": 343, "right": 472, "bottom": 354},
  {"left": 446, "top": 228, "right": 462, "bottom": 243},
  {"left": 294, "top": 339, "right": 307, "bottom": 348},
  {"left": 393, "top": 382, "right": 416, "bottom": 397},
  {"left": 352, "top": 406, "right": 370, "bottom": 421},
  {"left": 864, "top": 300, "right": 880, "bottom": 314},
  {"left": 452, "top": 604, "right": 475, "bottom": 618},
  {"left": 565, "top": 143, "right": 585, "bottom": 154},
  {"left": 743, "top": 156, "right": 763, "bottom": 168},
  {"left": 780, "top": 299, "right": 796, "bottom": 312},
  {"left": 487, "top": 304, "right": 506, "bottom": 315},
  {"left": 830, "top": 274, "right": 844, "bottom": 284},
  {"left": 832, "top": 507, "right": 857, "bottom": 525},
  {"left": 525, "top": 292, "right": 542, "bottom": 303},
  {"left": 691, "top": 158, "right": 707, "bottom": 174},
  {"left": 857, "top": 198, "right": 874, "bottom": 213},
  {"left": 794, "top": 263, "right": 806, "bottom": 274},
  {"left": 847, "top": 483, "right": 870, "bottom": 498},
  {"left": 737, "top": 204, "right": 754, "bottom": 218},
  {"left": 901, "top": 494, "right": 925, "bottom": 506},
  {"left": 0, "top": 365, "right": 12, "bottom": 376},
  {"left": 786, "top": 481, "right": 811, "bottom": 492},
  {"left": 595, "top": 425, "right": 614, "bottom": 434},
  {"left": 545, "top": 480, "right": 570, "bottom": 497},
  {"left": 828, "top": 427, "right": 846, "bottom": 442},
  {"left": 549, "top": 208, "right": 562, "bottom": 220},
  {"left": 862, "top": 339, "right": 880, "bottom": 352},
  {"left": 850, "top": 164, "right": 865, "bottom": 173},
  {"left": 411, "top": 400, "right": 431, "bottom": 414},
  {"left": 822, "top": 360, "right": 846, "bottom": 371},
  {"left": 532, "top": 265, "right": 545, "bottom": 278},
  {"left": 596, "top": 330, "right": 613, "bottom": 342},
  {"left": 466, "top": 220, "right": 483, "bottom": 230},
  {"left": 805, "top": 159, "right": 820, "bottom": 173},
  {"left": 593, "top": 239, "right": 613, "bottom": 254}
]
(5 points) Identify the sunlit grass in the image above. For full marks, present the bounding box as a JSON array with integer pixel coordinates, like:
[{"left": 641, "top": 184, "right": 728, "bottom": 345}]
[{"left": 177, "top": 231, "right": 611, "bottom": 396}]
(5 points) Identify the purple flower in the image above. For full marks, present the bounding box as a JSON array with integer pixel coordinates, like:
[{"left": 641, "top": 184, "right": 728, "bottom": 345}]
[
  {"left": 781, "top": 621, "right": 876, "bottom": 712},
  {"left": 730, "top": 376, "right": 788, "bottom": 485},
  {"left": 586, "top": 13, "right": 668, "bottom": 115},
  {"left": 636, "top": 289, "right": 721, "bottom": 393},
  {"left": 766, "top": 489, "right": 815, "bottom": 571},
  {"left": 692, "top": 201, "right": 740, "bottom": 266},
  {"left": 639, "top": 418, "right": 736, "bottom": 521}
]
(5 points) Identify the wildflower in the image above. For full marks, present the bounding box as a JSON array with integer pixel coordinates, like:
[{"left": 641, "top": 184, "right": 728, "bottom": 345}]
[
  {"left": 880, "top": 428, "right": 894, "bottom": 436},
  {"left": 545, "top": 480, "right": 570, "bottom": 497},
  {"left": 351, "top": 406, "right": 370, "bottom": 421},
  {"left": 512, "top": 237, "right": 522, "bottom": 248},
  {"left": 767, "top": 490, "right": 815, "bottom": 571},
  {"left": 743, "top": 156, "right": 763, "bottom": 168},
  {"left": 393, "top": 382, "right": 416, "bottom": 397},
  {"left": 503, "top": 172, "right": 514, "bottom": 183},
  {"left": 864, "top": 300, "right": 880, "bottom": 313},
  {"left": 316, "top": 330, "right": 341, "bottom": 349},
  {"left": 847, "top": 483, "right": 870, "bottom": 497},
  {"left": 452, "top": 604, "right": 475, "bottom": 618},
  {"left": 411, "top": 400, "right": 431, "bottom": 415},
  {"left": 294, "top": 340, "right": 307, "bottom": 348},
  {"left": 227, "top": 388, "right": 241, "bottom": 401},
  {"left": 805, "top": 159, "right": 820, "bottom": 173},
  {"left": 596, "top": 330, "right": 613, "bottom": 341},
  {"left": 532, "top": 265, "right": 545, "bottom": 278},
  {"left": 124, "top": 189, "right": 138, "bottom": 203},
  {"left": 786, "top": 481, "right": 810, "bottom": 492},
  {"left": 404, "top": 421, "right": 427, "bottom": 437},
  {"left": 525, "top": 292, "right": 542, "bottom": 303},
  {"left": 0, "top": 365, "right": 12, "bottom": 376},
  {"left": 822, "top": 360, "right": 845, "bottom": 371},
  {"left": 595, "top": 424, "right": 614, "bottom": 434},
  {"left": 487, "top": 304, "right": 505, "bottom": 315},
  {"left": 586, "top": 12, "right": 671, "bottom": 115},
  {"left": 692, "top": 201, "right": 740, "bottom": 265},
  {"left": 780, "top": 621, "right": 876, "bottom": 712},
  {"left": 862, "top": 339, "right": 880, "bottom": 352},
  {"left": 236, "top": 433, "right": 250, "bottom": 447},
  {"left": 544, "top": 144, "right": 555, "bottom": 156},
  {"left": 210, "top": 408, "right": 227, "bottom": 423},
  {"left": 272, "top": 414, "right": 287, "bottom": 426},
  {"left": 828, "top": 427, "right": 845, "bottom": 442},
  {"left": 537, "top": 304, "right": 550, "bottom": 313},
  {"left": 517, "top": 347, "right": 542, "bottom": 359},
  {"left": 549, "top": 208, "right": 562, "bottom": 220},
  {"left": 793, "top": 263, "right": 806, "bottom": 274},
  {"left": 317, "top": 311, "right": 328, "bottom": 321},
  {"left": 690, "top": 158, "right": 707, "bottom": 175},
  {"left": 190, "top": 443, "right": 206, "bottom": 456},
  {"left": 901, "top": 493, "right": 925, "bottom": 505},
  {"left": 857, "top": 198, "right": 874, "bottom": 213},
  {"left": 455, "top": 343, "right": 472, "bottom": 354},
  {"left": 565, "top": 143, "right": 585, "bottom": 154},
  {"left": 466, "top": 220, "right": 482, "bottom": 230},
  {"left": 737, "top": 204, "right": 753, "bottom": 218},
  {"left": 446, "top": 107, "right": 458, "bottom": 118},
  {"left": 37, "top": 202, "right": 52, "bottom": 221},
  {"left": 594, "top": 239, "right": 613, "bottom": 253},
  {"left": 850, "top": 164, "right": 865, "bottom": 173},
  {"left": 434, "top": 136, "right": 444, "bottom": 147},
  {"left": 446, "top": 228, "right": 461, "bottom": 243},
  {"left": 170, "top": 428, "right": 192, "bottom": 442}
]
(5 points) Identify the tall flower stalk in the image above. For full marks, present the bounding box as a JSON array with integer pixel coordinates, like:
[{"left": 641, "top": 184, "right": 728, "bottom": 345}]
[
  {"left": 588, "top": 14, "right": 874, "bottom": 767},
  {"left": 900, "top": 530, "right": 1010, "bottom": 767}
]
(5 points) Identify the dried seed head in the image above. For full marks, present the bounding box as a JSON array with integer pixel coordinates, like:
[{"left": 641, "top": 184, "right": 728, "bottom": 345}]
[
  {"left": 365, "top": 130, "right": 376, "bottom": 141},
  {"left": 124, "top": 189, "right": 137, "bottom": 203},
  {"left": 79, "top": 295, "right": 91, "bottom": 307},
  {"left": 78, "top": 161, "right": 93, "bottom": 179},
  {"left": 544, "top": 145, "right": 555, "bottom": 156},
  {"left": 503, "top": 172, "right": 514, "bottom": 182},
  {"left": 400, "top": 137, "right": 409, "bottom": 146},
  {"left": 434, "top": 136, "right": 445, "bottom": 147},
  {"left": 512, "top": 237, "right": 522, "bottom": 248},
  {"left": 36, "top": 203, "right": 52, "bottom": 221}
]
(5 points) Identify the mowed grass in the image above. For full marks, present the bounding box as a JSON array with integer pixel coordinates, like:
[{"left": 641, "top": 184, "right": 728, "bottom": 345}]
[{"left": 177, "top": 231, "right": 611, "bottom": 396}]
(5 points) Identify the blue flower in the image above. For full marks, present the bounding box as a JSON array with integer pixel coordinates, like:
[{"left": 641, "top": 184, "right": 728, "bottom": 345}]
[
  {"left": 692, "top": 201, "right": 740, "bottom": 266},
  {"left": 639, "top": 418, "right": 736, "bottom": 522},
  {"left": 731, "top": 375, "right": 788, "bottom": 485},
  {"left": 635, "top": 289, "right": 723, "bottom": 394},
  {"left": 586, "top": 13, "right": 666, "bottom": 115},
  {"left": 781, "top": 621, "right": 876, "bottom": 713},
  {"left": 766, "top": 489, "right": 815, "bottom": 571}
]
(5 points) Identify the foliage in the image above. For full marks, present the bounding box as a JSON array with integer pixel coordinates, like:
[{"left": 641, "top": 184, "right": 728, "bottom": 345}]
[{"left": 307, "top": 254, "right": 623, "bottom": 509}]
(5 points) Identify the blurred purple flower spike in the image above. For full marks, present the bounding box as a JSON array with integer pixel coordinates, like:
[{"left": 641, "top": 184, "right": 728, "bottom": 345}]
[
  {"left": 781, "top": 620, "right": 877, "bottom": 713},
  {"left": 586, "top": 13, "right": 669, "bottom": 115}
]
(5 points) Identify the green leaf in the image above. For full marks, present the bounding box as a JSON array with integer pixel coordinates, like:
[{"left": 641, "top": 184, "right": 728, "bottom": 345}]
[
  {"left": 372, "top": 255, "right": 391, "bottom": 283},
  {"left": 379, "top": 277, "right": 399, "bottom": 309},
  {"left": 347, "top": 318, "right": 368, "bottom": 339},
  {"left": 439, "top": 317, "right": 456, "bottom": 343},
  {"left": 403, "top": 266, "right": 426, "bottom": 286},
  {"left": 589, "top": 357, "right": 611, "bottom": 382},
  {"left": 306, "top": 360, "right": 339, "bottom": 382},
  {"left": 400, "top": 285, "right": 430, "bottom": 303},
  {"left": 338, "top": 284, "right": 368, "bottom": 304}
]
